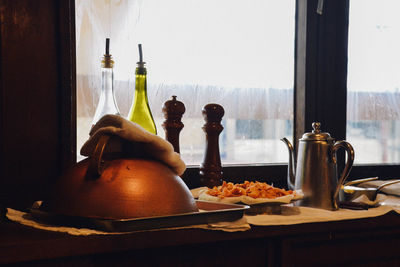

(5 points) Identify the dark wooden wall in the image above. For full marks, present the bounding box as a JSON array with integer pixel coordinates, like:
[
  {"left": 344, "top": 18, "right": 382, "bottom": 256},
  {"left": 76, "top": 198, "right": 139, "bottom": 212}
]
[{"left": 0, "top": 0, "right": 76, "bottom": 210}]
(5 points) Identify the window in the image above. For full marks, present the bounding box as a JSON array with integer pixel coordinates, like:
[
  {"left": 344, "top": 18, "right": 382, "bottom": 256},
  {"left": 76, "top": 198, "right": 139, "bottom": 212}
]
[
  {"left": 73, "top": 0, "right": 400, "bottom": 185},
  {"left": 75, "top": 0, "right": 295, "bottom": 165},
  {"left": 347, "top": 0, "right": 400, "bottom": 164}
]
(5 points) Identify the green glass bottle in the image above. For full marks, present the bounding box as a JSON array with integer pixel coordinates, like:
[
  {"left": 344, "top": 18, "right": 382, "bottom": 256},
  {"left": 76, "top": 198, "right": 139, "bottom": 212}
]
[{"left": 127, "top": 44, "right": 157, "bottom": 134}]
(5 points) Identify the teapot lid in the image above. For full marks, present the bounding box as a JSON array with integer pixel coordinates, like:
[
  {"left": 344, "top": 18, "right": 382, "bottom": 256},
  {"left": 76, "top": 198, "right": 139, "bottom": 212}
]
[{"left": 301, "top": 122, "right": 333, "bottom": 141}]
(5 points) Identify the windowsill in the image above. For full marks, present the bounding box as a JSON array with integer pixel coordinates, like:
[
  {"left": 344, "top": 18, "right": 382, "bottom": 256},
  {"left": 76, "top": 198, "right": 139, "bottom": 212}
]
[{"left": 2, "top": 211, "right": 400, "bottom": 265}]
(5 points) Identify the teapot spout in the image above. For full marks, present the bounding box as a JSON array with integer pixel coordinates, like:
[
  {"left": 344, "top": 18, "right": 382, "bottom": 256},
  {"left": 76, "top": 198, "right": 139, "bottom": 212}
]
[{"left": 281, "top": 137, "right": 296, "bottom": 190}]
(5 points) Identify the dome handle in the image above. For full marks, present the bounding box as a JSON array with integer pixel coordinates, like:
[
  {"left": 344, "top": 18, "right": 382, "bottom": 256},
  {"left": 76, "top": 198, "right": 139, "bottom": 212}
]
[{"left": 88, "top": 134, "right": 111, "bottom": 178}]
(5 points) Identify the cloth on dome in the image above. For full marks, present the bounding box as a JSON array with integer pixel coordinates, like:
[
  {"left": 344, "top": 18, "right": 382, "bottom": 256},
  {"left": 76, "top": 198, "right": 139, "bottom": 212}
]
[{"left": 80, "top": 114, "right": 186, "bottom": 176}]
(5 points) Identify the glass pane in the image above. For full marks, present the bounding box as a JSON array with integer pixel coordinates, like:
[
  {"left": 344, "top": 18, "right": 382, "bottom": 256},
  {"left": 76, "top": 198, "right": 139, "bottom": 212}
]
[
  {"left": 76, "top": 0, "right": 295, "bottom": 165},
  {"left": 347, "top": 0, "right": 400, "bottom": 164}
]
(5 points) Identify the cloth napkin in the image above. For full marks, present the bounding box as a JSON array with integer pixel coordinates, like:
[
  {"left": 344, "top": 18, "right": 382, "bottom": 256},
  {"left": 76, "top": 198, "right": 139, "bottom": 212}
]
[
  {"left": 245, "top": 205, "right": 394, "bottom": 226},
  {"left": 80, "top": 114, "right": 186, "bottom": 176},
  {"left": 350, "top": 193, "right": 387, "bottom": 206},
  {"left": 381, "top": 195, "right": 400, "bottom": 213}
]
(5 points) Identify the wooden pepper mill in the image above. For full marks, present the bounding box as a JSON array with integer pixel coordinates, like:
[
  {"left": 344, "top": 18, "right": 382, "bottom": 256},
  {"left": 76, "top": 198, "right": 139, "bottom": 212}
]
[
  {"left": 199, "top": 103, "right": 224, "bottom": 188},
  {"left": 162, "top": 95, "right": 185, "bottom": 153}
]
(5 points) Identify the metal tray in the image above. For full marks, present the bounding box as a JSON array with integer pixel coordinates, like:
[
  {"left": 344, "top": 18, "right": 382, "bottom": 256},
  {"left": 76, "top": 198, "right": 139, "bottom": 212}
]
[
  {"left": 239, "top": 199, "right": 299, "bottom": 215},
  {"left": 29, "top": 200, "right": 249, "bottom": 232}
]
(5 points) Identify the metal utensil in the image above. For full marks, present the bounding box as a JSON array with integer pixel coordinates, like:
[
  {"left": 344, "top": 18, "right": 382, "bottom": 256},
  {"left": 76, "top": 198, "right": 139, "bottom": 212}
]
[
  {"left": 371, "top": 180, "right": 400, "bottom": 201},
  {"left": 342, "top": 179, "right": 400, "bottom": 202},
  {"left": 344, "top": 177, "right": 378, "bottom": 187}
]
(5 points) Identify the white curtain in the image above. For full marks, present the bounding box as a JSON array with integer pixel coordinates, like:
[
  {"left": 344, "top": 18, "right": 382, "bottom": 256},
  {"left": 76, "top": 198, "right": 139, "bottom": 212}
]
[{"left": 75, "top": 0, "right": 295, "bottom": 164}]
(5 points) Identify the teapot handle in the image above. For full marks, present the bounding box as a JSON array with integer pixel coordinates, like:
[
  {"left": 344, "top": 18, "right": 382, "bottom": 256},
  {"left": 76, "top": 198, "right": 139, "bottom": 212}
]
[
  {"left": 88, "top": 134, "right": 111, "bottom": 178},
  {"left": 332, "top": 140, "right": 355, "bottom": 209}
]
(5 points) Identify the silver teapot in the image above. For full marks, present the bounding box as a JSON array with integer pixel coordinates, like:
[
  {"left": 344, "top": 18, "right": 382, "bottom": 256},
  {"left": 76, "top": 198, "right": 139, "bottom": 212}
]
[{"left": 281, "top": 122, "right": 355, "bottom": 210}]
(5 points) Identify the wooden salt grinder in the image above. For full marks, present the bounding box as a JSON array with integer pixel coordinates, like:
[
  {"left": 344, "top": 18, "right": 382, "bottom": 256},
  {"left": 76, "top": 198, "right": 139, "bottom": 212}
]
[
  {"left": 162, "top": 95, "right": 185, "bottom": 153},
  {"left": 199, "top": 103, "right": 224, "bottom": 188}
]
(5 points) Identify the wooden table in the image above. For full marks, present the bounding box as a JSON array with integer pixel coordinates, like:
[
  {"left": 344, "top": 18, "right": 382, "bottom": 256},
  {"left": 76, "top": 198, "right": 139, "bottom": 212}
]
[{"left": 2, "top": 210, "right": 400, "bottom": 266}]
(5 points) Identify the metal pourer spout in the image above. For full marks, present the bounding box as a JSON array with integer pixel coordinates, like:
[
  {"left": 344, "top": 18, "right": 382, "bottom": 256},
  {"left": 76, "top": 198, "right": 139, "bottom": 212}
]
[
  {"left": 281, "top": 137, "right": 296, "bottom": 190},
  {"left": 137, "top": 44, "right": 146, "bottom": 68},
  {"left": 102, "top": 38, "right": 114, "bottom": 68},
  {"left": 136, "top": 44, "right": 146, "bottom": 74}
]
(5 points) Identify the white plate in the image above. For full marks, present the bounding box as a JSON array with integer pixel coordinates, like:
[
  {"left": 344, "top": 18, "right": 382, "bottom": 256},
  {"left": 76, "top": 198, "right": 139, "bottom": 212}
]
[{"left": 193, "top": 188, "right": 303, "bottom": 205}]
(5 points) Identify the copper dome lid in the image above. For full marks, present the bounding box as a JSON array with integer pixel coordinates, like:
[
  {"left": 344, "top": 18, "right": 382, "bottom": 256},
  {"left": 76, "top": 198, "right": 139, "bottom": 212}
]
[{"left": 41, "top": 116, "right": 198, "bottom": 220}]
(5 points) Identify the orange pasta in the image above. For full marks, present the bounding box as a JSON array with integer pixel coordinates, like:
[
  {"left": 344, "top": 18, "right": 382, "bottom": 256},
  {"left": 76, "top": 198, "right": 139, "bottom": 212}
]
[{"left": 206, "top": 181, "right": 293, "bottom": 199}]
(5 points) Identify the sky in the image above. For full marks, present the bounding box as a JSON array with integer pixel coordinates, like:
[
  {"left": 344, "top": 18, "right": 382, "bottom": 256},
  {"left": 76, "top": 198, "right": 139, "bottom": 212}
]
[{"left": 347, "top": 0, "right": 400, "bottom": 92}]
